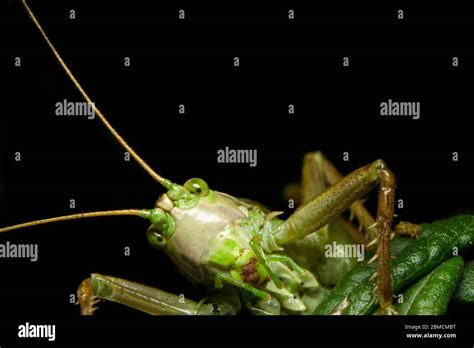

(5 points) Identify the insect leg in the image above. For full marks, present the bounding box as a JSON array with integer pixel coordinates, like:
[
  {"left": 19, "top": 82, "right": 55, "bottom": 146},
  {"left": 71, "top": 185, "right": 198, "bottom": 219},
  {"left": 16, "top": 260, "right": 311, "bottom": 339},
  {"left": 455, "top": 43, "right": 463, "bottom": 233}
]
[
  {"left": 394, "top": 221, "right": 421, "bottom": 239},
  {"left": 249, "top": 238, "right": 283, "bottom": 288},
  {"left": 274, "top": 159, "right": 397, "bottom": 313},
  {"left": 283, "top": 151, "right": 372, "bottom": 244},
  {"left": 266, "top": 254, "right": 306, "bottom": 276},
  {"left": 77, "top": 273, "right": 240, "bottom": 315},
  {"left": 214, "top": 273, "right": 270, "bottom": 300},
  {"left": 304, "top": 152, "right": 419, "bottom": 242},
  {"left": 304, "top": 152, "right": 377, "bottom": 240},
  {"left": 301, "top": 151, "right": 370, "bottom": 244}
]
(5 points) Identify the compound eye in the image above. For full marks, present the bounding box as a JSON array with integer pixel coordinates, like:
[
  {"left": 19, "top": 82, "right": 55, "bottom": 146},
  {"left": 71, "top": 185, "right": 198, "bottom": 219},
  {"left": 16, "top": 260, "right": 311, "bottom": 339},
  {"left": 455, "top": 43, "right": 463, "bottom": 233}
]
[
  {"left": 147, "top": 226, "right": 167, "bottom": 249},
  {"left": 184, "top": 178, "right": 209, "bottom": 197}
]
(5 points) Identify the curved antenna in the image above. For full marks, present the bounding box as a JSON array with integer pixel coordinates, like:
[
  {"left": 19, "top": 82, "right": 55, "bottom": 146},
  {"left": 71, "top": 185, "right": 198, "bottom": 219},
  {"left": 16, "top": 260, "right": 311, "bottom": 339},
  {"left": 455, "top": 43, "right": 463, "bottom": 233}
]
[
  {"left": 21, "top": 0, "right": 167, "bottom": 185},
  {"left": 0, "top": 209, "right": 151, "bottom": 234}
]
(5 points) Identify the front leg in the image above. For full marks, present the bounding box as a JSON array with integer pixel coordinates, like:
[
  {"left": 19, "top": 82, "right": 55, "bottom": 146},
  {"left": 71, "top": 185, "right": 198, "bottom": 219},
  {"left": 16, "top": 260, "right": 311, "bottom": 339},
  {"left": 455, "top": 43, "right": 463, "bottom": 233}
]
[
  {"left": 77, "top": 273, "right": 241, "bottom": 315},
  {"left": 275, "top": 159, "right": 397, "bottom": 313}
]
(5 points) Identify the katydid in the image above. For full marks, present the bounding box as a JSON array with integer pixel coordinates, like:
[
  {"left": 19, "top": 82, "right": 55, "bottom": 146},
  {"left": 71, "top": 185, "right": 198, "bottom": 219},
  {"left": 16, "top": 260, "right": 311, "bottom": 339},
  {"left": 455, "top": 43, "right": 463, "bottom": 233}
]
[{"left": 1, "top": 0, "right": 408, "bottom": 316}]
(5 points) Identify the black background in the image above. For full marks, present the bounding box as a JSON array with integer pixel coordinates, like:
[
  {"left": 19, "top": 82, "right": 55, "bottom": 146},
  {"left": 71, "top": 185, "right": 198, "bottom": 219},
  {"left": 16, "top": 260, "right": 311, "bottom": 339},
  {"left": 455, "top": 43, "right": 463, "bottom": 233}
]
[{"left": 1, "top": 0, "right": 474, "bottom": 345}]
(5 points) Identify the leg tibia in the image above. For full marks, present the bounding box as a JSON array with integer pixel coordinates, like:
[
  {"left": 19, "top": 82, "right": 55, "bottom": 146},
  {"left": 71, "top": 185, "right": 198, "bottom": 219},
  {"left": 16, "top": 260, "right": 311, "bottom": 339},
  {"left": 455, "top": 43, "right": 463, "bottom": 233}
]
[
  {"left": 77, "top": 273, "right": 241, "bottom": 315},
  {"left": 275, "top": 159, "right": 397, "bottom": 311},
  {"left": 375, "top": 166, "right": 396, "bottom": 309},
  {"left": 77, "top": 273, "right": 199, "bottom": 315}
]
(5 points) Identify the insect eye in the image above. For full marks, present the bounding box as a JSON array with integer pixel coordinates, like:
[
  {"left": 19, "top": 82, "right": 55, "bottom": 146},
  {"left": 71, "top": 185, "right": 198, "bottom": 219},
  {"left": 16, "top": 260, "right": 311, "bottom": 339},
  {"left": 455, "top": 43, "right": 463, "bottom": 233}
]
[
  {"left": 147, "top": 226, "right": 167, "bottom": 249},
  {"left": 184, "top": 178, "right": 209, "bottom": 197}
]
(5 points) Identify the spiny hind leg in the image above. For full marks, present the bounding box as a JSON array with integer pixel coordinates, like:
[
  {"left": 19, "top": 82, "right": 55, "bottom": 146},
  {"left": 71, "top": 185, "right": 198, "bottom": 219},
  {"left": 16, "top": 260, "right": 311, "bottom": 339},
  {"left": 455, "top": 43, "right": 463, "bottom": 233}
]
[
  {"left": 285, "top": 151, "right": 419, "bottom": 243},
  {"left": 303, "top": 151, "right": 380, "bottom": 241},
  {"left": 307, "top": 152, "right": 421, "bottom": 241},
  {"left": 77, "top": 273, "right": 241, "bottom": 315},
  {"left": 301, "top": 153, "right": 420, "bottom": 312},
  {"left": 276, "top": 159, "right": 398, "bottom": 313},
  {"left": 285, "top": 152, "right": 419, "bottom": 312},
  {"left": 283, "top": 151, "right": 372, "bottom": 244}
]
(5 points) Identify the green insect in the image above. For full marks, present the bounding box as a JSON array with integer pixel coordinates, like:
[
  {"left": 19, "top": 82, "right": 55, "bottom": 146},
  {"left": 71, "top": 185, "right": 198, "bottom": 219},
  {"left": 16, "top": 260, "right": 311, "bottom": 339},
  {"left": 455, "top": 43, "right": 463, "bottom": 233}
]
[{"left": 1, "top": 1, "right": 472, "bottom": 316}]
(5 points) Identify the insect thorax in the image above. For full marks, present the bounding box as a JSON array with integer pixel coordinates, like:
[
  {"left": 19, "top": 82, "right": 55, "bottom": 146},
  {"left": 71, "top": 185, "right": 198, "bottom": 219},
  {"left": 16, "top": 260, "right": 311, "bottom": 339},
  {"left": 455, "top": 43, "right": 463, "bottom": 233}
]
[{"left": 161, "top": 191, "right": 326, "bottom": 314}]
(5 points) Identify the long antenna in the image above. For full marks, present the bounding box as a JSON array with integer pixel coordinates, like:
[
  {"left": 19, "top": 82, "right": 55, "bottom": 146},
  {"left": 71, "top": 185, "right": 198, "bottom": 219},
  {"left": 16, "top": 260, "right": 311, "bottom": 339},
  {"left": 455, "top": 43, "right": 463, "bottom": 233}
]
[
  {"left": 21, "top": 0, "right": 166, "bottom": 185},
  {"left": 0, "top": 209, "right": 149, "bottom": 233}
]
